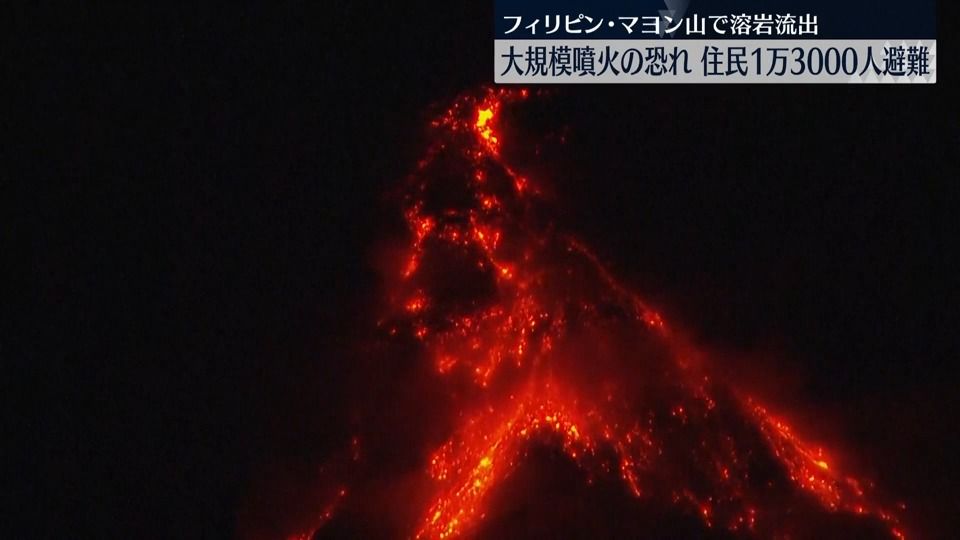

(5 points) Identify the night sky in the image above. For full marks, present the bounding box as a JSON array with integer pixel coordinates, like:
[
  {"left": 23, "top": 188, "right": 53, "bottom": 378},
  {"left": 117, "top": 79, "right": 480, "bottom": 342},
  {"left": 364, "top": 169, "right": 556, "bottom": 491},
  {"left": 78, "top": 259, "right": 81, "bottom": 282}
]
[{"left": 15, "top": 3, "right": 958, "bottom": 539}]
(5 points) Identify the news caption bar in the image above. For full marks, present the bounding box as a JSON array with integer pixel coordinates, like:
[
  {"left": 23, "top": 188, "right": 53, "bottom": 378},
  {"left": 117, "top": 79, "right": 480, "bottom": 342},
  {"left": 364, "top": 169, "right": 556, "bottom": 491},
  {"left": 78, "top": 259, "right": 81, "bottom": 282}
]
[
  {"left": 493, "top": 1, "right": 937, "bottom": 84},
  {"left": 495, "top": 40, "right": 936, "bottom": 84}
]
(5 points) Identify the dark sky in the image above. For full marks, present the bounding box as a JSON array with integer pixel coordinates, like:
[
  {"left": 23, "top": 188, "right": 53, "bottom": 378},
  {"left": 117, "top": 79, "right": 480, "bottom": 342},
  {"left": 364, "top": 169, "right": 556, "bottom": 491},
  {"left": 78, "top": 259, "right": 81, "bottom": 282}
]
[{"left": 14, "top": 2, "right": 957, "bottom": 539}]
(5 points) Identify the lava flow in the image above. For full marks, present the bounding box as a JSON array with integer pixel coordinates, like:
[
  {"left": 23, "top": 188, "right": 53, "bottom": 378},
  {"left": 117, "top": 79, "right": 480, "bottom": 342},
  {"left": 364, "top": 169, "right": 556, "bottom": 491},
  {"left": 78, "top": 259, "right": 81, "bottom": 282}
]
[{"left": 283, "top": 88, "right": 908, "bottom": 540}]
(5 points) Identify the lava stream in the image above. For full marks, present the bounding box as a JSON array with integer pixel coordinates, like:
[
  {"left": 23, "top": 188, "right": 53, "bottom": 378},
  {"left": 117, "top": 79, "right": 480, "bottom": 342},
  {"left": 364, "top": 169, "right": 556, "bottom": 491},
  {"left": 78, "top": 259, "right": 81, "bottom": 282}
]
[{"left": 289, "top": 88, "right": 907, "bottom": 540}]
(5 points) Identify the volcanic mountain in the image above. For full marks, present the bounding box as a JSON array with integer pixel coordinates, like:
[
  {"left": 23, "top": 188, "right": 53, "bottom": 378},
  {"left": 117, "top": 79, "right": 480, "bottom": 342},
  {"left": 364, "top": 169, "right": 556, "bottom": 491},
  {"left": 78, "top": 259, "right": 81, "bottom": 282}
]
[{"left": 274, "top": 88, "right": 907, "bottom": 540}]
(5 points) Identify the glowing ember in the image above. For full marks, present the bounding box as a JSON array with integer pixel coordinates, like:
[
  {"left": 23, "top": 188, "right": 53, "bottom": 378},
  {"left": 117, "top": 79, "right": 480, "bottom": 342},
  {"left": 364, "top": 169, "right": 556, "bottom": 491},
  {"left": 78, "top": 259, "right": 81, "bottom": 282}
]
[
  {"left": 475, "top": 107, "right": 497, "bottom": 146},
  {"left": 292, "top": 88, "right": 908, "bottom": 539}
]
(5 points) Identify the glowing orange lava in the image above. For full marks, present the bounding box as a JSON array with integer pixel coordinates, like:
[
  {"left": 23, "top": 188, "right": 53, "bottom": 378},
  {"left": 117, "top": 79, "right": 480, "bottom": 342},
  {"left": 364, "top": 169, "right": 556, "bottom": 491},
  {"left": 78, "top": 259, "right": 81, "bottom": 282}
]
[{"left": 291, "top": 88, "right": 908, "bottom": 540}]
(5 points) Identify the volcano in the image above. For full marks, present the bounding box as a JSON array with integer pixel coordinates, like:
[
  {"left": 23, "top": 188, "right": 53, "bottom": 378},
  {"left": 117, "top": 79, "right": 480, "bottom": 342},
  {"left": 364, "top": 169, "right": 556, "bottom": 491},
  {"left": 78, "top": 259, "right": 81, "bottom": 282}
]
[{"left": 276, "top": 88, "right": 907, "bottom": 540}]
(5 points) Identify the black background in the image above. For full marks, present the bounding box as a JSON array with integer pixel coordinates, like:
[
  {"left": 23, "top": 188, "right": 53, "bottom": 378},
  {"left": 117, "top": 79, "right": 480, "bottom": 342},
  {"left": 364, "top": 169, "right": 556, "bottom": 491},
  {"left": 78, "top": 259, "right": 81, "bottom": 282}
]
[{"left": 13, "top": 2, "right": 958, "bottom": 538}]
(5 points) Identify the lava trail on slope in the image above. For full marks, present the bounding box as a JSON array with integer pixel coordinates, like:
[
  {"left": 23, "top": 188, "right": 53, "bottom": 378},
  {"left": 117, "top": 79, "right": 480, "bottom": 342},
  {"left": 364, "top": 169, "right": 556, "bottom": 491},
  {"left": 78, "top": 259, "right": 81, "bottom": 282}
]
[{"left": 281, "top": 88, "right": 907, "bottom": 540}]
